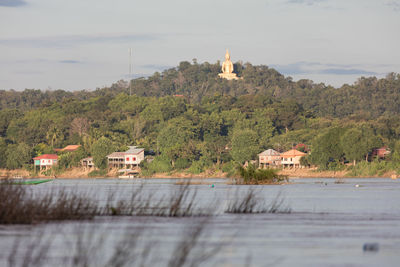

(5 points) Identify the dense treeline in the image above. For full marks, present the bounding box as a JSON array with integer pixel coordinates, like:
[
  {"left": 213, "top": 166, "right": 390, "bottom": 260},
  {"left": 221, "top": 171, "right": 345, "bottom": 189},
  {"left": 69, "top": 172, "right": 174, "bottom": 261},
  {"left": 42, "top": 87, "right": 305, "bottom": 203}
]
[{"left": 1, "top": 61, "right": 400, "bottom": 174}]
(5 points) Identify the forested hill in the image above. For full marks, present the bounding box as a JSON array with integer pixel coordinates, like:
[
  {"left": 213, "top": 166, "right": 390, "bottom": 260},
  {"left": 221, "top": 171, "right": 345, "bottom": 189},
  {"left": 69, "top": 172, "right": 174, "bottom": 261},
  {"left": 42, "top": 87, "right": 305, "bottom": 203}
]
[{"left": 1, "top": 61, "right": 400, "bottom": 118}]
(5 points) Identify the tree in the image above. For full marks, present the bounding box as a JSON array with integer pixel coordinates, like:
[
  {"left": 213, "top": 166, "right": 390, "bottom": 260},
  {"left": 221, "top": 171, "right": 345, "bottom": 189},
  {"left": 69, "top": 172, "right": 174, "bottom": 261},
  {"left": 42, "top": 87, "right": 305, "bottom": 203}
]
[
  {"left": 70, "top": 117, "right": 90, "bottom": 137},
  {"left": 230, "top": 129, "right": 259, "bottom": 164},
  {"left": 341, "top": 128, "right": 383, "bottom": 165},
  {"left": 6, "top": 143, "right": 32, "bottom": 169},
  {"left": 157, "top": 117, "right": 196, "bottom": 166},
  {"left": 309, "top": 128, "right": 345, "bottom": 169},
  {"left": 91, "top": 137, "right": 115, "bottom": 169},
  {"left": 0, "top": 137, "right": 7, "bottom": 168}
]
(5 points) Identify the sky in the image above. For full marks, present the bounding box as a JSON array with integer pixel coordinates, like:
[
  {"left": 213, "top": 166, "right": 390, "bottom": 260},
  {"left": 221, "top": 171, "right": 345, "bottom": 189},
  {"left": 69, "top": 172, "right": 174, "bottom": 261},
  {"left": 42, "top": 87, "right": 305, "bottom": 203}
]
[{"left": 0, "top": 0, "right": 399, "bottom": 90}]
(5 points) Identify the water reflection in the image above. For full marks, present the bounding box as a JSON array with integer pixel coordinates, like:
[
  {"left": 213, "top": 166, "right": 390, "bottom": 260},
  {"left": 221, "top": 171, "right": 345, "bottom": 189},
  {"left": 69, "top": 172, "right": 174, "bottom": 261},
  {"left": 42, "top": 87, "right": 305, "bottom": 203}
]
[{"left": 1, "top": 178, "right": 400, "bottom": 266}]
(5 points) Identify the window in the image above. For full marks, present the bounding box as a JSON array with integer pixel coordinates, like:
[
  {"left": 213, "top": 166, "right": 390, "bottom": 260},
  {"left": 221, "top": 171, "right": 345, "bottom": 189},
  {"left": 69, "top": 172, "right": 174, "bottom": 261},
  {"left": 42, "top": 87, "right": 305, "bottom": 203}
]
[
  {"left": 133, "top": 157, "right": 136, "bottom": 161},
  {"left": 126, "top": 157, "right": 129, "bottom": 161}
]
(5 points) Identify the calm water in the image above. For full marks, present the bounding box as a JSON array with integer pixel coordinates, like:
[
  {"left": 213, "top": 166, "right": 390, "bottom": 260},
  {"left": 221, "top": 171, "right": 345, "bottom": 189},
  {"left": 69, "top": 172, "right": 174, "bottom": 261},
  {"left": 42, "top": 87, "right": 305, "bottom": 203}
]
[{"left": 1, "top": 178, "right": 400, "bottom": 267}]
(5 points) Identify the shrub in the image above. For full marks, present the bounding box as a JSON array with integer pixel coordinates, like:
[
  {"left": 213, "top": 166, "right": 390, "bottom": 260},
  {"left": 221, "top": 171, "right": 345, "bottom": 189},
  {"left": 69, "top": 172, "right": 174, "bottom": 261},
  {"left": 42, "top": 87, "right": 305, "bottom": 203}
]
[
  {"left": 187, "top": 161, "right": 203, "bottom": 174},
  {"left": 174, "top": 158, "right": 191, "bottom": 170},
  {"left": 222, "top": 161, "right": 236, "bottom": 177},
  {"left": 88, "top": 169, "right": 107, "bottom": 177},
  {"left": 146, "top": 155, "right": 173, "bottom": 174},
  {"left": 236, "top": 163, "right": 288, "bottom": 184}
]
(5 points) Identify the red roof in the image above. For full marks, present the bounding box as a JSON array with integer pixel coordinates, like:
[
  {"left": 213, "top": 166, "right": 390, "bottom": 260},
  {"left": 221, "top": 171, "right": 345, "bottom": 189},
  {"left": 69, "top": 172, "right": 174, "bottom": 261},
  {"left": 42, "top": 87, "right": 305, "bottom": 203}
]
[{"left": 33, "top": 154, "right": 58, "bottom": 160}]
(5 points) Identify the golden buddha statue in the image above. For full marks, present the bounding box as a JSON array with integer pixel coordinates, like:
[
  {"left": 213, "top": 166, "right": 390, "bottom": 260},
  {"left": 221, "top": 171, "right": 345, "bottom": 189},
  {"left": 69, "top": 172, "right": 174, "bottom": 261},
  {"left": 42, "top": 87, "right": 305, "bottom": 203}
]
[{"left": 218, "top": 50, "right": 239, "bottom": 80}]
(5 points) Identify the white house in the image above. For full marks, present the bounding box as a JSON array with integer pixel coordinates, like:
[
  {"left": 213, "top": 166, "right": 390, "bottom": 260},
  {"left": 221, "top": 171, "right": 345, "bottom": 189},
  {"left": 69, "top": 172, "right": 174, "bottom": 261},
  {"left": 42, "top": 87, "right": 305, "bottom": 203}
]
[
  {"left": 107, "top": 146, "right": 145, "bottom": 169},
  {"left": 280, "top": 149, "right": 306, "bottom": 168},
  {"left": 33, "top": 154, "right": 58, "bottom": 170}
]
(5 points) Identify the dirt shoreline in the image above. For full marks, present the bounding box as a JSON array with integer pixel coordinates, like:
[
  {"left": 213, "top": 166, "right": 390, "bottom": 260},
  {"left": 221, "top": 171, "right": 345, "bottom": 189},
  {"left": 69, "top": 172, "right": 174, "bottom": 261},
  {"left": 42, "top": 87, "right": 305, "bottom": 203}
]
[{"left": 1, "top": 167, "right": 398, "bottom": 179}]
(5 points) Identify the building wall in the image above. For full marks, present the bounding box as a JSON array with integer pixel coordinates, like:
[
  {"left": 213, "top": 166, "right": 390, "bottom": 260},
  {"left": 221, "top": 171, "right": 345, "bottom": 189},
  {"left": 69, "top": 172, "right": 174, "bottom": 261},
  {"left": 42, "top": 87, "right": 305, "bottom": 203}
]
[
  {"left": 281, "top": 156, "right": 302, "bottom": 165},
  {"left": 259, "top": 155, "right": 281, "bottom": 164},
  {"left": 125, "top": 151, "right": 144, "bottom": 165},
  {"left": 38, "top": 159, "right": 57, "bottom": 166}
]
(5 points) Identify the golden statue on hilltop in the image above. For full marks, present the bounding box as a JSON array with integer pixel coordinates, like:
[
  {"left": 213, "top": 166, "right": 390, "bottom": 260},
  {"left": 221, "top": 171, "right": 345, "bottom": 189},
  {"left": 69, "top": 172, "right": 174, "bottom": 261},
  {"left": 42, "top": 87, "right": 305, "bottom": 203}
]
[{"left": 219, "top": 49, "right": 239, "bottom": 80}]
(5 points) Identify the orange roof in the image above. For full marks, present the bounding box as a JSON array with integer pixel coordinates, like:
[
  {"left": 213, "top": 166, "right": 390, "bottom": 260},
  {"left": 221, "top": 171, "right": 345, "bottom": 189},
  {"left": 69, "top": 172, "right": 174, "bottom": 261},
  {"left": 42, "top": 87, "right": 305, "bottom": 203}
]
[
  {"left": 280, "top": 149, "right": 306, "bottom": 158},
  {"left": 62, "top": 145, "right": 81, "bottom": 151},
  {"left": 33, "top": 154, "right": 58, "bottom": 160}
]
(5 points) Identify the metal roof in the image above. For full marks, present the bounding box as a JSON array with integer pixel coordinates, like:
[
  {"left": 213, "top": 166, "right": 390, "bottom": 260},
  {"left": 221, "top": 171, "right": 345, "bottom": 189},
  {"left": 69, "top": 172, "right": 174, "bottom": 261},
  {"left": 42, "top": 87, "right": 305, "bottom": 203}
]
[{"left": 258, "top": 149, "right": 280, "bottom": 156}]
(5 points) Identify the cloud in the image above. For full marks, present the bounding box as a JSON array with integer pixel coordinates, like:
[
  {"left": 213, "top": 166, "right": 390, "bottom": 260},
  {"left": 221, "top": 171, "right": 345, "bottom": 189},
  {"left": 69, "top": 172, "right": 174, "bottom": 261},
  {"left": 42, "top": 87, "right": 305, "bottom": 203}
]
[
  {"left": 59, "top": 60, "right": 82, "bottom": 64},
  {"left": 0, "top": 0, "right": 26, "bottom": 7},
  {"left": 13, "top": 70, "right": 43, "bottom": 75},
  {"left": 285, "top": 0, "right": 327, "bottom": 6},
  {"left": 386, "top": 1, "right": 400, "bottom": 11},
  {"left": 0, "top": 33, "right": 159, "bottom": 48},
  {"left": 319, "top": 68, "right": 377, "bottom": 75},
  {"left": 140, "top": 64, "right": 173, "bottom": 71},
  {"left": 272, "top": 61, "right": 378, "bottom": 76}
]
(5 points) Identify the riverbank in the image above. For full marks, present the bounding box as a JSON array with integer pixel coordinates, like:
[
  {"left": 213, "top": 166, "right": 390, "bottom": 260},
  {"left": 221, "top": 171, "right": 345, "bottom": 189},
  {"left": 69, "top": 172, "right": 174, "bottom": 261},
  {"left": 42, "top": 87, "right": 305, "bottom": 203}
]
[{"left": 0, "top": 167, "right": 398, "bottom": 179}]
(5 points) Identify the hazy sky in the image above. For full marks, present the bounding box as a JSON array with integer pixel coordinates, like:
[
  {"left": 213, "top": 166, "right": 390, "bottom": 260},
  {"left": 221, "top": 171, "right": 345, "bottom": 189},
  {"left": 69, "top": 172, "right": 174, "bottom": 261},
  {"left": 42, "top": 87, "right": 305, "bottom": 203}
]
[{"left": 1, "top": 0, "right": 399, "bottom": 90}]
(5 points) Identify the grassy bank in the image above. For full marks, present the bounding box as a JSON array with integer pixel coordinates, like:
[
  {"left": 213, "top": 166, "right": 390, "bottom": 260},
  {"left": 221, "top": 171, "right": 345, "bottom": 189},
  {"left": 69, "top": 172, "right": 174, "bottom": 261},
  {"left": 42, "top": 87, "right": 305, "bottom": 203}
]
[{"left": 1, "top": 164, "right": 398, "bottom": 180}]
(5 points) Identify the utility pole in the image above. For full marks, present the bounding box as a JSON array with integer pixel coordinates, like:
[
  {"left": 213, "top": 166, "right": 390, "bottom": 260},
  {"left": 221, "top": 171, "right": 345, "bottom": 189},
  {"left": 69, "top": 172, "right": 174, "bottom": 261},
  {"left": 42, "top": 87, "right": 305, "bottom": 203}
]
[{"left": 129, "top": 48, "right": 132, "bottom": 96}]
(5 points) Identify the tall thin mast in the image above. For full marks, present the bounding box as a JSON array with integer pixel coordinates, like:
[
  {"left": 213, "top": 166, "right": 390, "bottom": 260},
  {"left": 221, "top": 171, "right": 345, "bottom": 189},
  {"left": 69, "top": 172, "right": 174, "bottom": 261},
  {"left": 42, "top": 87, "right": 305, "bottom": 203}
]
[{"left": 129, "top": 48, "right": 132, "bottom": 96}]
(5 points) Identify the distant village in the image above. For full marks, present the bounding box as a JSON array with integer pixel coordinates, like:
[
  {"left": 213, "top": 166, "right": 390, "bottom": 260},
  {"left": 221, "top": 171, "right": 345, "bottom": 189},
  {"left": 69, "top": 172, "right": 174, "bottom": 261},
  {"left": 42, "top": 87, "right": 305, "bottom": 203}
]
[{"left": 32, "top": 143, "right": 391, "bottom": 177}]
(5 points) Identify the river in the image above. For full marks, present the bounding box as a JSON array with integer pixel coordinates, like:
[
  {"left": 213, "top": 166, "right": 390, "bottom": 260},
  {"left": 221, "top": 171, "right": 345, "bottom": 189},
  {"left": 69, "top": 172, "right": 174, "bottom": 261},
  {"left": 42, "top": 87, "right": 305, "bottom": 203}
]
[{"left": 1, "top": 178, "right": 399, "bottom": 266}]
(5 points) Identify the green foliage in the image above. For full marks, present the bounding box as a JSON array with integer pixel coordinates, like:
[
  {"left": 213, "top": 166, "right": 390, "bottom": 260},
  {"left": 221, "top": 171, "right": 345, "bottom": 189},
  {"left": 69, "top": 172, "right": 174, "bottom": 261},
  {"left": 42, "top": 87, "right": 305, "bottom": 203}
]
[
  {"left": 0, "top": 62, "right": 400, "bottom": 175},
  {"left": 230, "top": 129, "right": 259, "bottom": 164},
  {"left": 91, "top": 137, "right": 115, "bottom": 170},
  {"left": 237, "top": 164, "right": 288, "bottom": 184},
  {"left": 57, "top": 152, "right": 73, "bottom": 170},
  {"left": 174, "top": 158, "right": 191, "bottom": 170},
  {"left": 157, "top": 117, "right": 196, "bottom": 164},
  {"left": 309, "top": 128, "right": 345, "bottom": 169},
  {"left": 347, "top": 160, "right": 391, "bottom": 177},
  {"left": 0, "top": 138, "right": 7, "bottom": 168},
  {"left": 299, "top": 156, "right": 310, "bottom": 167},
  {"left": 144, "top": 155, "right": 173, "bottom": 175},
  {"left": 187, "top": 156, "right": 212, "bottom": 174},
  {"left": 340, "top": 127, "right": 383, "bottom": 164},
  {"left": 6, "top": 143, "right": 32, "bottom": 169},
  {"left": 33, "top": 143, "right": 54, "bottom": 157},
  {"left": 88, "top": 169, "right": 107, "bottom": 177},
  {"left": 222, "top": 161, "right": 236, "bottom": 177}
]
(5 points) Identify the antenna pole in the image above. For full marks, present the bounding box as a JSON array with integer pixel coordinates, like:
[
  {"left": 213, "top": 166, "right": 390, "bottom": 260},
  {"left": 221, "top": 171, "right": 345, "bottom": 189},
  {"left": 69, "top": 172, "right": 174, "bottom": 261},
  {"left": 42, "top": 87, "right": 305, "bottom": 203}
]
[{"left": 129, "top": 48, "right": 132, "bottom": 96}]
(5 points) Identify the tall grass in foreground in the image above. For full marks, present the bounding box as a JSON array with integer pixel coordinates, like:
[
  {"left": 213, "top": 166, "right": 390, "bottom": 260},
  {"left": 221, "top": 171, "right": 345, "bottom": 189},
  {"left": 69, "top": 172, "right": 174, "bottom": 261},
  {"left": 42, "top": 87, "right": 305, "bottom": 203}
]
[
  {"left": 0, "top": 180, "right": 209, "bottom": 224},
  {"left": 1, "top": 179, "right": 291, "bottom": 224},
  {"left": 236, "top": 164, "right": 288, "bottom": 184},
  {"left": 225, "top": 188, "right": 291, "bottom": 214},
  {"left": 0, "top": 181, "right": 98, "bottom": 224},
  {"left": 6, "top": 219, "right": 223, "bottom": 267},
  {"left": 104, "top": 182, "right": 207, "bottom": 217}
]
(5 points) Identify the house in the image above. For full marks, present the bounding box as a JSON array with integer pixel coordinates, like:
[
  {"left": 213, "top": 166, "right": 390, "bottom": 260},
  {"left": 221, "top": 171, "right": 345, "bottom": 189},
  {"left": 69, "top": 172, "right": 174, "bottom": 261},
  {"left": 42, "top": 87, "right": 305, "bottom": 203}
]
[
  {"left": 62, "top": 145, "right": 81, "bottom": 152},
  {"left": 33, "top": 154, "right": 58, "bottom": 170},
  {"left": 54, "top": 145, "right": 81, "bottom": 153},
  {"left": 371, "top": 146, "right": 391, "bottom": 159},
  {"left": 107, "top": 146, "right": 145, "bottom": 169},
  {"left": 280, "top": 149, "right": 306, "bottom": 168},
  {"left": 258, "top": 149, "right": 281, "bottom": 168},
  {"left": 81, "top": 157, "right": 94, "bottom": 169}
]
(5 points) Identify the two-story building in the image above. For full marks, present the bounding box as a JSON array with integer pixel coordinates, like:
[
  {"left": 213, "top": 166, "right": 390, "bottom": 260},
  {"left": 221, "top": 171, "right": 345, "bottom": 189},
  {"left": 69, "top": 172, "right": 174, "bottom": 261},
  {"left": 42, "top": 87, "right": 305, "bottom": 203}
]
[
  {"left": 107, "top": 146, "right": 145, "bottom": 169},
  {"left": 33, "top": 154, "right": 58, "bottom": 170},
  {"left": 280, "top": 149, "right": 306, "bottom": 168},
  {"left": 258, "top": 149, "right": 281, "bottom": 168}
]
